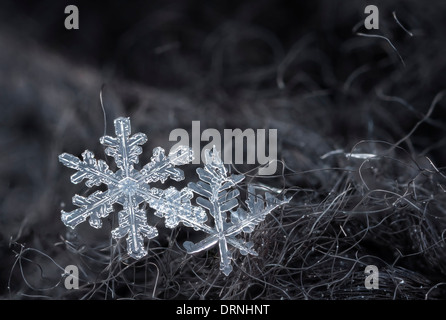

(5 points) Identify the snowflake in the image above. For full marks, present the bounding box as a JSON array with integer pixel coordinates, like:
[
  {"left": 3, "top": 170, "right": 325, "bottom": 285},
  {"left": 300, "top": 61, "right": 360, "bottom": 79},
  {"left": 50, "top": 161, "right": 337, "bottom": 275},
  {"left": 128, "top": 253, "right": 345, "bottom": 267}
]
[
  {"left": 149, "top": 146, "right": 291, "bottom": 276},
  {"left": 59, "top": 117, "right": 193, "bottom": 259}
]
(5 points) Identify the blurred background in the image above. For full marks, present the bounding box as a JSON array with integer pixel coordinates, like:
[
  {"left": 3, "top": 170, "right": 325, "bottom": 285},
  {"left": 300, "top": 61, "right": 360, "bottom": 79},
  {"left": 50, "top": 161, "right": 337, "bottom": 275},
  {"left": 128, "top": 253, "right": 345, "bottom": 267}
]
[{"left": 1, "top": 0, "right": 446, "bottom": 299}]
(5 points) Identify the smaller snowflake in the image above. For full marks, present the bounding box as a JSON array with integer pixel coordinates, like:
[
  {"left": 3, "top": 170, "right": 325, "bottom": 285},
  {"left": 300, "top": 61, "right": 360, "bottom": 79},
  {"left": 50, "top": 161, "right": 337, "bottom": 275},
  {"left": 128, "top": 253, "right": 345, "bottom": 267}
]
[
  {"left": 150, "top": 146, "right": 291, "bottom": 275},
  {"left": 59, "top": 117, "right": 193, "bottom": 259}
]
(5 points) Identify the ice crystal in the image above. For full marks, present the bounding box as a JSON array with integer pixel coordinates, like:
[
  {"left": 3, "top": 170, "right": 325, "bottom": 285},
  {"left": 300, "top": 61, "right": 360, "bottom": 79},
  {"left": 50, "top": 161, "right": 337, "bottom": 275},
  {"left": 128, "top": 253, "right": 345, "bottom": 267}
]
[
  {"left": 59, "top": 117, "right": 193, "bottom": 259},
  {"left": 150, "top": 146, "right": 291, "bottom": 275}
]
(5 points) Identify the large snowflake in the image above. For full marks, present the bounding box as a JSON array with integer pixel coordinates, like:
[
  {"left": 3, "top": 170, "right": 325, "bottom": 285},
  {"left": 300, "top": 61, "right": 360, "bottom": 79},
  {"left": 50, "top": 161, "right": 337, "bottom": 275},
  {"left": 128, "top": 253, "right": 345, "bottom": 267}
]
[
  {"left": 149, "top": 146, "right": 291, "bottom": 275},
  {"left": 59, "top": 117, "right": 193, "bottom": 259}
]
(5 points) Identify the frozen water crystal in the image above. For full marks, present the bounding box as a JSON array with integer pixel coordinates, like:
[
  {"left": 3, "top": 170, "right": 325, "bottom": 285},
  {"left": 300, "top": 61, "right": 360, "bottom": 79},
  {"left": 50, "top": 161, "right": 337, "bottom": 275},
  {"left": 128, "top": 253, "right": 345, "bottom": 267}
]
[{"left": 59, "top": 117, "right": 193, "bottom": 259}]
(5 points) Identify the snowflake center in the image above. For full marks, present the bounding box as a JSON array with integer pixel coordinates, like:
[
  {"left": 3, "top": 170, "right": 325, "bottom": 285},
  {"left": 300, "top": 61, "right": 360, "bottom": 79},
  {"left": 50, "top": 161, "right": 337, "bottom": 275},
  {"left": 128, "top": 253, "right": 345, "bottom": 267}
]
[{"left": 118, "top": 177, "right": 139, "bottom": 196}]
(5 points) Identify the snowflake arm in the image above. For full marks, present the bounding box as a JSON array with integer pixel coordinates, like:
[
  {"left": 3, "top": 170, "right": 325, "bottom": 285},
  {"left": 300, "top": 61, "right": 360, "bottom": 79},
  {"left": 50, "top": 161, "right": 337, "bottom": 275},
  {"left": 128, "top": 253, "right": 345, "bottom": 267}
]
[
  {"left": 59, "top": 150, "right": 117, "bottom": 187},
  {"left": 147, "top": 187, "right": 208, "bottom": 231},
  {"left": 111, "top": 194, "right": 158, "bottom": 259},
  {"left": 61, "top": 190, "right": 116, "bottom": 229},
  {"left": 99, "top": 117, "right": 147, "bottom": 174},
  {"left": 140, "top": 146, "right": 192, "bottom": 183},
  {"left": 228, "top": 185, "right": 291, "bottom": 236}
]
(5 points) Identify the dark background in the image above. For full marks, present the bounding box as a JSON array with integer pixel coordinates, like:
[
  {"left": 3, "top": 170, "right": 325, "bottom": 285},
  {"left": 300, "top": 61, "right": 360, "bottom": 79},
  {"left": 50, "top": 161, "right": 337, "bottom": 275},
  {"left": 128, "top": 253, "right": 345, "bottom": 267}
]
[{"left": 1, "top": 0, "right": 446, "bottom": 299}]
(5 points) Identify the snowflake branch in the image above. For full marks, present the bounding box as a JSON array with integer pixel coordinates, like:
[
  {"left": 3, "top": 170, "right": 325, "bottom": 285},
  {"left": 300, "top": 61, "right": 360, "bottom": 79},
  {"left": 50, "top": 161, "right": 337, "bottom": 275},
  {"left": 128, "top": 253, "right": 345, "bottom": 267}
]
[
  {"left": 111, "top": 194, "right": 158, "bottom": 259},
  {"left": 59, "top": 151, "right": 119, "bottom": 187},
  {"left": 61, "top": 189, "right": 119, "bottom": 229}
]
